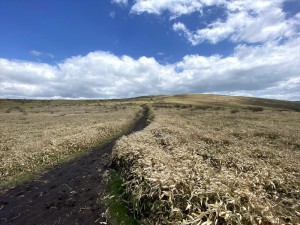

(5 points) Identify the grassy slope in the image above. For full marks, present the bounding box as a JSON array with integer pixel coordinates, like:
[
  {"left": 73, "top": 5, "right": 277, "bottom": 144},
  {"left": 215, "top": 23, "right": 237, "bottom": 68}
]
[
  {"left": 1, "top": 95, "right": 299, "bottom": 224},
  {"left": 0, "top": 99, "right": 140, "bottom": 189},
  {"left": 112, "top": 94, "right": 300, "bottom": 224},
  {"left": 162, "top": 94, "right": 300, "bottom": 111},
  {"left": 2, "top": 94, "right": 299, "bottom": 110}
]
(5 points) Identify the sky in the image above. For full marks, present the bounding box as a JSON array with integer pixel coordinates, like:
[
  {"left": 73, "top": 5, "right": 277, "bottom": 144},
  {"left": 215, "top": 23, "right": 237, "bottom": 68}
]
[{"left": 0, "top": 0, "right": 299, "bottom": 100}]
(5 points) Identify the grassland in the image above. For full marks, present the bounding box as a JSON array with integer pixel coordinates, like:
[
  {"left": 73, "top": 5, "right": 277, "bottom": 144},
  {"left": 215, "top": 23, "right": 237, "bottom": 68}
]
[
  {"left": 112, "top": 95, "right": 300, "bottom": 224},
  {"left": 1, "top": 95, "right": 299, "bottom": 224},
  {"left": 0, "top": 99, "right": 140, "bottom": 188},
  {"left": 163, "top": 94, "right": 300, "bottom": 111}
]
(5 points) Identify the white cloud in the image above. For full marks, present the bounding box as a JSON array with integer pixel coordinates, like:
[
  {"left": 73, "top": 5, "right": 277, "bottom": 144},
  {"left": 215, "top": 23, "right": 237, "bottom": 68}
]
[
  {"left": 111, "top": 0, "right": 128, "bottom": 6},
  {"left": 30, "top": 50, "right": 54, "bottom": 58},
  {"left": 109, "top": 11, "right": 116, "bottom": 18},
  {"left": 30, "top": 50, "right": 42, "bottom": 57},
  {"left": 127, "top": 0, "right": 300, "bottom": 45},
  {"left": 130, "top": 0, "right": 207, "bottom": 18},
  {"left": 174, "top": 37, "right": 300, "bottom": 94},
  {"left": 174, "top": 3, "right": 299, "bottom": 45},
  {"left": 130, "top": 0, "right": 228, "bottom": 18},
  {"left": 217, "top": 76, "right": 300, "bottom": 101},
  {"left": 1, "top": 37, "right": 300, "bottom": 100}
]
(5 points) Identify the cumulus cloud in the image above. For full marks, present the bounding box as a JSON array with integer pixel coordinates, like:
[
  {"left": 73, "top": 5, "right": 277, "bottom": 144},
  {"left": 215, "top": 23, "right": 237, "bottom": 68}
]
[
  {"left": 217, "top": 76, "right": 300, "bottom": 101},
  {"left": 1, "top": 37, "right": 300, "bottom": 100},
  {"left": 173, "top": 3, "right": 299, "bottom": 45},
  {"left": 174, "top": 37, "right": 300, "bottom": 94},
  {"left": 126, "top": 0, "right": 300, "bottom": 45},
  {"left": 130, "top": 0, "right": 206, "bottom": 18}
]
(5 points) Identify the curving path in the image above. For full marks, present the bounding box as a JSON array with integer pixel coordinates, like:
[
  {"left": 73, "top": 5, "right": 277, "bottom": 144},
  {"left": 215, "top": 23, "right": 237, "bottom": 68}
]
[{"left": 0, "top": 108, "right": 149, "bottom": 225}]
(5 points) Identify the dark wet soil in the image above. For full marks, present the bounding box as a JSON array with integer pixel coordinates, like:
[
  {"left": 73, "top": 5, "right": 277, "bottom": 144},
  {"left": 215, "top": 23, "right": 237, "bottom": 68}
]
[{"left": 0, "top": 108, "right": 149, "bottom": 225}]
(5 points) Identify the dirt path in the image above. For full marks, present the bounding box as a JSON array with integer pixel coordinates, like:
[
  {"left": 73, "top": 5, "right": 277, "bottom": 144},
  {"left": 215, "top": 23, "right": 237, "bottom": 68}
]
[{"left": 0, "top": 108, "right": 149, "bottom": 225}]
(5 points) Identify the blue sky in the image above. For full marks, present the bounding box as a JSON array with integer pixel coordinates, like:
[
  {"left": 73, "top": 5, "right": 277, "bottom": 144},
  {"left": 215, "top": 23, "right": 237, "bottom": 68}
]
[
  {"left": 0, "top": 0, "right": 235, "bottom": 63},
  {"left": 0, "top": 0, "right": 300, "bottom": 100}
]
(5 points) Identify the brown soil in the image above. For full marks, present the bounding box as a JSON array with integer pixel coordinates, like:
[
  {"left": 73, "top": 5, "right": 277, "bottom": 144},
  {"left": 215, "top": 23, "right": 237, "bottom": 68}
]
[{"left": 0, "top": 108, "right": 149, "bottom": 225}]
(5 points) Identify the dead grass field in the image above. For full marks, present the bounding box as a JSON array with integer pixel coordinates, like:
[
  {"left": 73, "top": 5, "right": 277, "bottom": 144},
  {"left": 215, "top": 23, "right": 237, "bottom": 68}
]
[
  {"left": 1, "top": 95, "right": 299, "bottom": 224},
  {"left": 0, "top": 100, "right": 140, "bottom": 188},
  {"left": 112, "top": 95, "right": 300, "bottom": 224}
]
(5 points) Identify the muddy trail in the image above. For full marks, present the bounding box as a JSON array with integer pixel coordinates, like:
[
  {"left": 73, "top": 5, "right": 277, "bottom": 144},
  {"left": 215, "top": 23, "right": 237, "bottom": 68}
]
[{"left": 0, "top": 108, "right": 149, "bottom": 225}]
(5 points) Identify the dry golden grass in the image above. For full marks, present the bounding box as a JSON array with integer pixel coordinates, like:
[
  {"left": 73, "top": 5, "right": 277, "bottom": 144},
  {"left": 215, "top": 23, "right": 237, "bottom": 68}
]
[
  {"left": 112, "top": 103, "right": 300, "bottom": 224},
  {"left": 164, "top": 94, "right": 300, "bottom": 111},
  {"left": 1, "top": 95, "right": 299, "bottom": 224},
  {"left": 0, "top": 100, "right": 140, "bottom": 187}
]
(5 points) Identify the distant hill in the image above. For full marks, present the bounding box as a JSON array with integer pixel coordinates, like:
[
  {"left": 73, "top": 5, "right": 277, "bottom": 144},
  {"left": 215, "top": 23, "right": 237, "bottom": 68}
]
[
  {"left": 156, "top": 94, "right": 300, "bottom": 111},
  {"left": 1, "top": 94, "right": 300, "bottom": 111}
]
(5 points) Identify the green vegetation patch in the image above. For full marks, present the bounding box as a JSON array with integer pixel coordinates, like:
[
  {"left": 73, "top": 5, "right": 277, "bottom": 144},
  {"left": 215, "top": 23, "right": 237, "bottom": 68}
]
[{"left": 107, "top": 170, "right": 139, "bottom": 225}]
